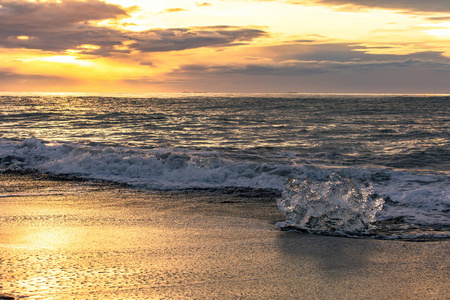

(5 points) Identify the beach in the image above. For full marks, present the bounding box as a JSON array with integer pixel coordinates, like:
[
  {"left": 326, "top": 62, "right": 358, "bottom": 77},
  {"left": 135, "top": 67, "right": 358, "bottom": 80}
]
[
  {"left": 1, "top": 173, "right": 448, "bottom": 299},
  {"left": 1, "top": 0, "right": 450, "bottom": 296}
]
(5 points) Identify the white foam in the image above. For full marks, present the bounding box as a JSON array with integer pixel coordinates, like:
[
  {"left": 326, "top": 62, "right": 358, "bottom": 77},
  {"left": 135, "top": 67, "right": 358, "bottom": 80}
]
[
  {"left": 0, "top": 137, "right": 292, "bottom": 190},
  {"left": 276, "top": 173, "right": 384, "bottom": 235},
  {"left": 1, "top": 137, "right": 448, "bottom": 235}
]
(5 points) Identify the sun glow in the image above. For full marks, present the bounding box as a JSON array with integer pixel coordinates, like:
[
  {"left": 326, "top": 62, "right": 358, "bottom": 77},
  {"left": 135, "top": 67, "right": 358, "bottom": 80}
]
[
  {"left": 37, "top": 55, "right": 93, "bottom": 67},
  {"left": 421, "top": 22, "right": 450, "bottom": 37},
  {"left": 424, "top": 29, "right": 450, "bottom": 37}
]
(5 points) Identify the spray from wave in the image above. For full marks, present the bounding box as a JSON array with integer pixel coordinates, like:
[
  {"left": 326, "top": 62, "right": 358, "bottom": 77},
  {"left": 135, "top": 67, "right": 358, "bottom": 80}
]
[{"left": 276, "top": 173, "right": 384, "bottom": 236}]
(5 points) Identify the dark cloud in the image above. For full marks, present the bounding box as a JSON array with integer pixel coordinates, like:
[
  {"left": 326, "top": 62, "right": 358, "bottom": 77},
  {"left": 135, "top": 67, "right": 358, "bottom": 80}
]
[
  {"left": 0, "top": 0, "right": 128, "bottom": 28},
  {"left": 0, "top": 1, "right": 266, "bottom": 56},
  {"left": 172, "top": 43, "right": 450, "bottom": 77},
  {"left": 166, "top": 49, "right": 450, "bottom": 93},
  {"left": 265, "top": 43, "right": 450, "bottom": 64},
  {"left": 129, "top": 27, "right": 267, "bottom": 52},
  {"left": 0, "top": 68, "right": 72, "bottom": 84},
  {"left": 303, "top": 0, "right": 450, "bottom": 13},
  {"left": 0, "top": 0, "right": 129, "bottom": 53},
  {"left": 427, "top": 16, "right": 450, "bottom": 21},
  {"left": 139, "top": 61, "right": 154, "bottom": 66}
]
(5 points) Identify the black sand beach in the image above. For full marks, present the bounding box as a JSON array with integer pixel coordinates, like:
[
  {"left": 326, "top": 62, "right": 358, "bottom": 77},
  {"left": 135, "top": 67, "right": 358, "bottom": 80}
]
[{"left": 1, "top": 173, "right": 449, "bottom": 299}]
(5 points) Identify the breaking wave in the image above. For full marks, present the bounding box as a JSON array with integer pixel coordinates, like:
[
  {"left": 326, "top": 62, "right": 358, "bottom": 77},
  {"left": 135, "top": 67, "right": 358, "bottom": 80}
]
[
  {"left": 276, "top": 173, "right": 384, "bottom": 235},
  {"left": 0, "top": 137, "right": 449, "bottom": 240},
  {"left": 0, "top": 137, "right": 294, "bottom": 190}
]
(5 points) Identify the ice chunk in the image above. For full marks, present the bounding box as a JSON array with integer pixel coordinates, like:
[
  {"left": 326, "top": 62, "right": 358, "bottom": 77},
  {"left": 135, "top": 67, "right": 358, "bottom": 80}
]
[{"left": 277, "top": 172, "right": 384, "bottom": 235}]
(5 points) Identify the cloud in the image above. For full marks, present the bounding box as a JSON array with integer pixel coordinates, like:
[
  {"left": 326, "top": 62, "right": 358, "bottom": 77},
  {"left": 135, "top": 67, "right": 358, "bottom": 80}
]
[
  {"left": 139, "top": 61, "right": 154, "bottom": 67},
  {"left": 129, "top": 26, "right": 267, "bottom": 52},
  {"left": 0, "top": 68, "right": 71, "bottom": 84},
  {"left": 264, "top": 43, "right": 450, "bottom": 64},
  {"left": 0, "top": 0, "right": 129, "bottom": 53},
  {"left": 427, "top": 16, "right": 450, "bottom": 21},
  {"left": 0, "top": 1, "right": 266, "bottom": 56},
  {"left": 298, "top": 0, "right": 450, "bottom": 13},
  {"left": 196, "top": 2, "right": 212, "bottom": 7},
  {"left": 163, "top": 44, "right": 450, "bottom": 93},
  {"left": 171, "top": 43, "right": 450, "bottom": 77},
  {"left": 0, "top": 0, "right": 128, "bottom": 27},
  {"left": 162, "top": 8, "right": 189, "bottom": 13}
]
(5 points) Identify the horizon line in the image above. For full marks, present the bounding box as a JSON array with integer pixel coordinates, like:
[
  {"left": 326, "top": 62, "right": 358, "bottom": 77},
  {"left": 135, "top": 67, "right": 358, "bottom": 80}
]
[{"left": 1, "top": 91, "right": 449, "bottom": 97}]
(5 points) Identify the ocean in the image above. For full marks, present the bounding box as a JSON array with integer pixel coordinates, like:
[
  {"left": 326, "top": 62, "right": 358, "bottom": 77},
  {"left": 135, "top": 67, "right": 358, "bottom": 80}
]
[{"left": 1, "top": 93, "right": 449, "bottom": 240}]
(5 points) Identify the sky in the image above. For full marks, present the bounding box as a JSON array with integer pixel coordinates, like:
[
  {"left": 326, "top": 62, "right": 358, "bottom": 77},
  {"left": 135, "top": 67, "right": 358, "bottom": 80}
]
[{"left": 1, "top": 0, "right": 450, "bottom": 93}]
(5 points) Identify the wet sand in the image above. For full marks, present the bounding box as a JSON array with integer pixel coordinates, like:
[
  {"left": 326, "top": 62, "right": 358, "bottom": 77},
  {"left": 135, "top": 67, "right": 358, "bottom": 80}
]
[{"left": 0, "top": 173, "right": 449, "bottom": 299}]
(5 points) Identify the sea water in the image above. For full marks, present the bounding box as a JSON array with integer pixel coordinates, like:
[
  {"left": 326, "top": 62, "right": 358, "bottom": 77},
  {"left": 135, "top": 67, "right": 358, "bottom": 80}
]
[{"left": 0, "top": 93, "right": 448, "bottom": 239}]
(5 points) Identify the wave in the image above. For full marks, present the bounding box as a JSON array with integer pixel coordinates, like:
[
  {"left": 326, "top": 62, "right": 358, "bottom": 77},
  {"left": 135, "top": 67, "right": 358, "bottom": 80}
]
[
  {"left": 277, "top": 172, "right": 384, "bottom": 235},
  {"left": 0, "top": 137, "right": 295, "bottom": 190},
  {"left": 1, "top": 137, "right": 449, "bottom": 239}
]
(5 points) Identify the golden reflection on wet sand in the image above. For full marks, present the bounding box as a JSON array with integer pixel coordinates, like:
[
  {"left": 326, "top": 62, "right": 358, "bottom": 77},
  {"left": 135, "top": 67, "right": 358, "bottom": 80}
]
[{"left": 1, "top": 175, "right": 449, "bottom": 299}]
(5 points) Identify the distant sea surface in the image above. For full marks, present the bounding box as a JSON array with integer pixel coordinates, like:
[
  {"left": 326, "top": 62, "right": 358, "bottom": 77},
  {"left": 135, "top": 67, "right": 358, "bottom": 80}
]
[{"left": 0, "top": 93, "right": 449, "bottom": 239}]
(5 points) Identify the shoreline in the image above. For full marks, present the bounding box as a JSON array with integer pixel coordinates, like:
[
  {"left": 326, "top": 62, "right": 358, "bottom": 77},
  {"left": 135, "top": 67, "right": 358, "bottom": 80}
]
[{"left": 0, "top": 173, "right": 449, "bottom": 299}]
